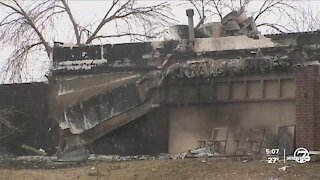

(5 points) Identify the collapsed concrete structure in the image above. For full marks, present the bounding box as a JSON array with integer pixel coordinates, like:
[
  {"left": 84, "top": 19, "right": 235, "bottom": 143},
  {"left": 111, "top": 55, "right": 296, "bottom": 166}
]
[{"left": 49, "top": 10, "right": 320, "bottom": 156}]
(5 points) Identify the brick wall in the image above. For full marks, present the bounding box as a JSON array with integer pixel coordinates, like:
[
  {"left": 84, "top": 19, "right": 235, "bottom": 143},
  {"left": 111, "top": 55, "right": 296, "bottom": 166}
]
[
  {"left": 0, "top": 82, "right": 58, "bottom": 155},
  {"left": 295, "top": 65, "right": 320, "bottom": 151}
]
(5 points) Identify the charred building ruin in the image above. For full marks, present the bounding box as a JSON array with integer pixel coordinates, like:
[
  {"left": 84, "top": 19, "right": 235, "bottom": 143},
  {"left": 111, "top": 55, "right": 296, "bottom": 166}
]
[{"left": 48, "top": 10, "right": 320, "bottom": 156}]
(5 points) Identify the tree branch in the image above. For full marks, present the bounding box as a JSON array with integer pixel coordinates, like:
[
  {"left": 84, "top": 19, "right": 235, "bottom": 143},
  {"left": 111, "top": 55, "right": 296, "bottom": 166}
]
[
  {"left": 7, "top": 0, "right": 51, "bottom": 57},
  {"left": 61, "top": 0, "right": 81, "bottom": 45},
  {"left": 85, "top": 0, "right": 123, "bottom": 44},
  {"left": 85, "top": 1, "right": 172, "bottom": 44},
  {"left": 256, "top": 23, "right": 293, "bottom": 33}
]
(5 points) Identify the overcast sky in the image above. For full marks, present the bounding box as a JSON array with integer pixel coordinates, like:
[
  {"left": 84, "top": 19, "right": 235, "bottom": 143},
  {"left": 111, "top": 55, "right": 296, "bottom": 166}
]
[{"left": 1, "top": 0, "right": 320, "bottom": 82}]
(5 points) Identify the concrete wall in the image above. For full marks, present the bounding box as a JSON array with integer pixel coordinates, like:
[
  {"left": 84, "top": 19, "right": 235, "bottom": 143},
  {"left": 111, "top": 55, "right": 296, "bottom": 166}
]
[{"left": 166, "top": 73, "right": 295, "bottom": 154}]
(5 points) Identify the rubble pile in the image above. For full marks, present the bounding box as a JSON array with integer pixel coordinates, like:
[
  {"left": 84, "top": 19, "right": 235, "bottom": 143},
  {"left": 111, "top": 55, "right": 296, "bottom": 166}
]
[
  {"left": 0, "top": 147, "right": 220, "bottom": 167},
  {"left": 87, "top": 147, "right": 218, "bottom": 162}
]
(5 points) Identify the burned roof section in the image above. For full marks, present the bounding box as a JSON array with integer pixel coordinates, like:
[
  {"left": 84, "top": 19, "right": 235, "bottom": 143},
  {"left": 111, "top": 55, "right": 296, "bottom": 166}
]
[{"left": 51, "top": 30, "right": 320, "bottom": 76}]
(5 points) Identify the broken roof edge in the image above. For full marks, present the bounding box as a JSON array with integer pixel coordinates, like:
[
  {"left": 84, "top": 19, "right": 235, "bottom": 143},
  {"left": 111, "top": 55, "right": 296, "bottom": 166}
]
[
  {"left": 53, "top": 30, "right": 320, "bottom": 50},
  {"left": 265, "top": 30, "right": 320, "bottom": 38},
  {"left": 52, "top": 35, "right": 277, "bottom": 60},
  {"left": 50, "top": 31, "right": 320, "bottom": 76}
]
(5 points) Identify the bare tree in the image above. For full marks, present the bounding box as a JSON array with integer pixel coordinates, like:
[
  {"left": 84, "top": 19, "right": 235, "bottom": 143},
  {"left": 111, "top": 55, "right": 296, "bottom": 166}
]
[
  {"left": 0, "top": 0, "right": 56, "bottom": 82},
  {"left": 186, "top": 0, "right": 319, "bottom": 33},
  {"left": 0, "top": 0, "right": 174, "bottom": 83}
]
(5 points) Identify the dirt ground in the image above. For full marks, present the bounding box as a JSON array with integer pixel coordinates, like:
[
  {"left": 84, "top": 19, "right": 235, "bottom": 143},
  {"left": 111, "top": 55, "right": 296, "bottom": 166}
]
[{"left": 0, "top": 158, "right": 319, "bottom": 180}]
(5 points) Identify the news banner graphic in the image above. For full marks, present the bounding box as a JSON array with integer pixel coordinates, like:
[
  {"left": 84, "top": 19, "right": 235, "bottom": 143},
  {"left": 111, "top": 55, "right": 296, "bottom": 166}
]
[{"left": 266, "top": 147, "right": 311, "bottom": 164}]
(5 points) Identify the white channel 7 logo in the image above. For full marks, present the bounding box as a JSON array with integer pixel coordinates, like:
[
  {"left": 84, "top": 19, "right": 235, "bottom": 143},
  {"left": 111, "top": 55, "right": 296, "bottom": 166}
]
[
  {"left": 292, "top": 147, "right": 311, "bottom": 163},
  {"left": 266, "top": 147, "right": 311, "bottom": 164}
]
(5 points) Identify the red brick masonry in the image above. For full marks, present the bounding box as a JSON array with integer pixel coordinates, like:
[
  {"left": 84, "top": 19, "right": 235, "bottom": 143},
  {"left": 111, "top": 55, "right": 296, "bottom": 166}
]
[{"left": 295, "top": 65, "right": 320, "bottom": 151}]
